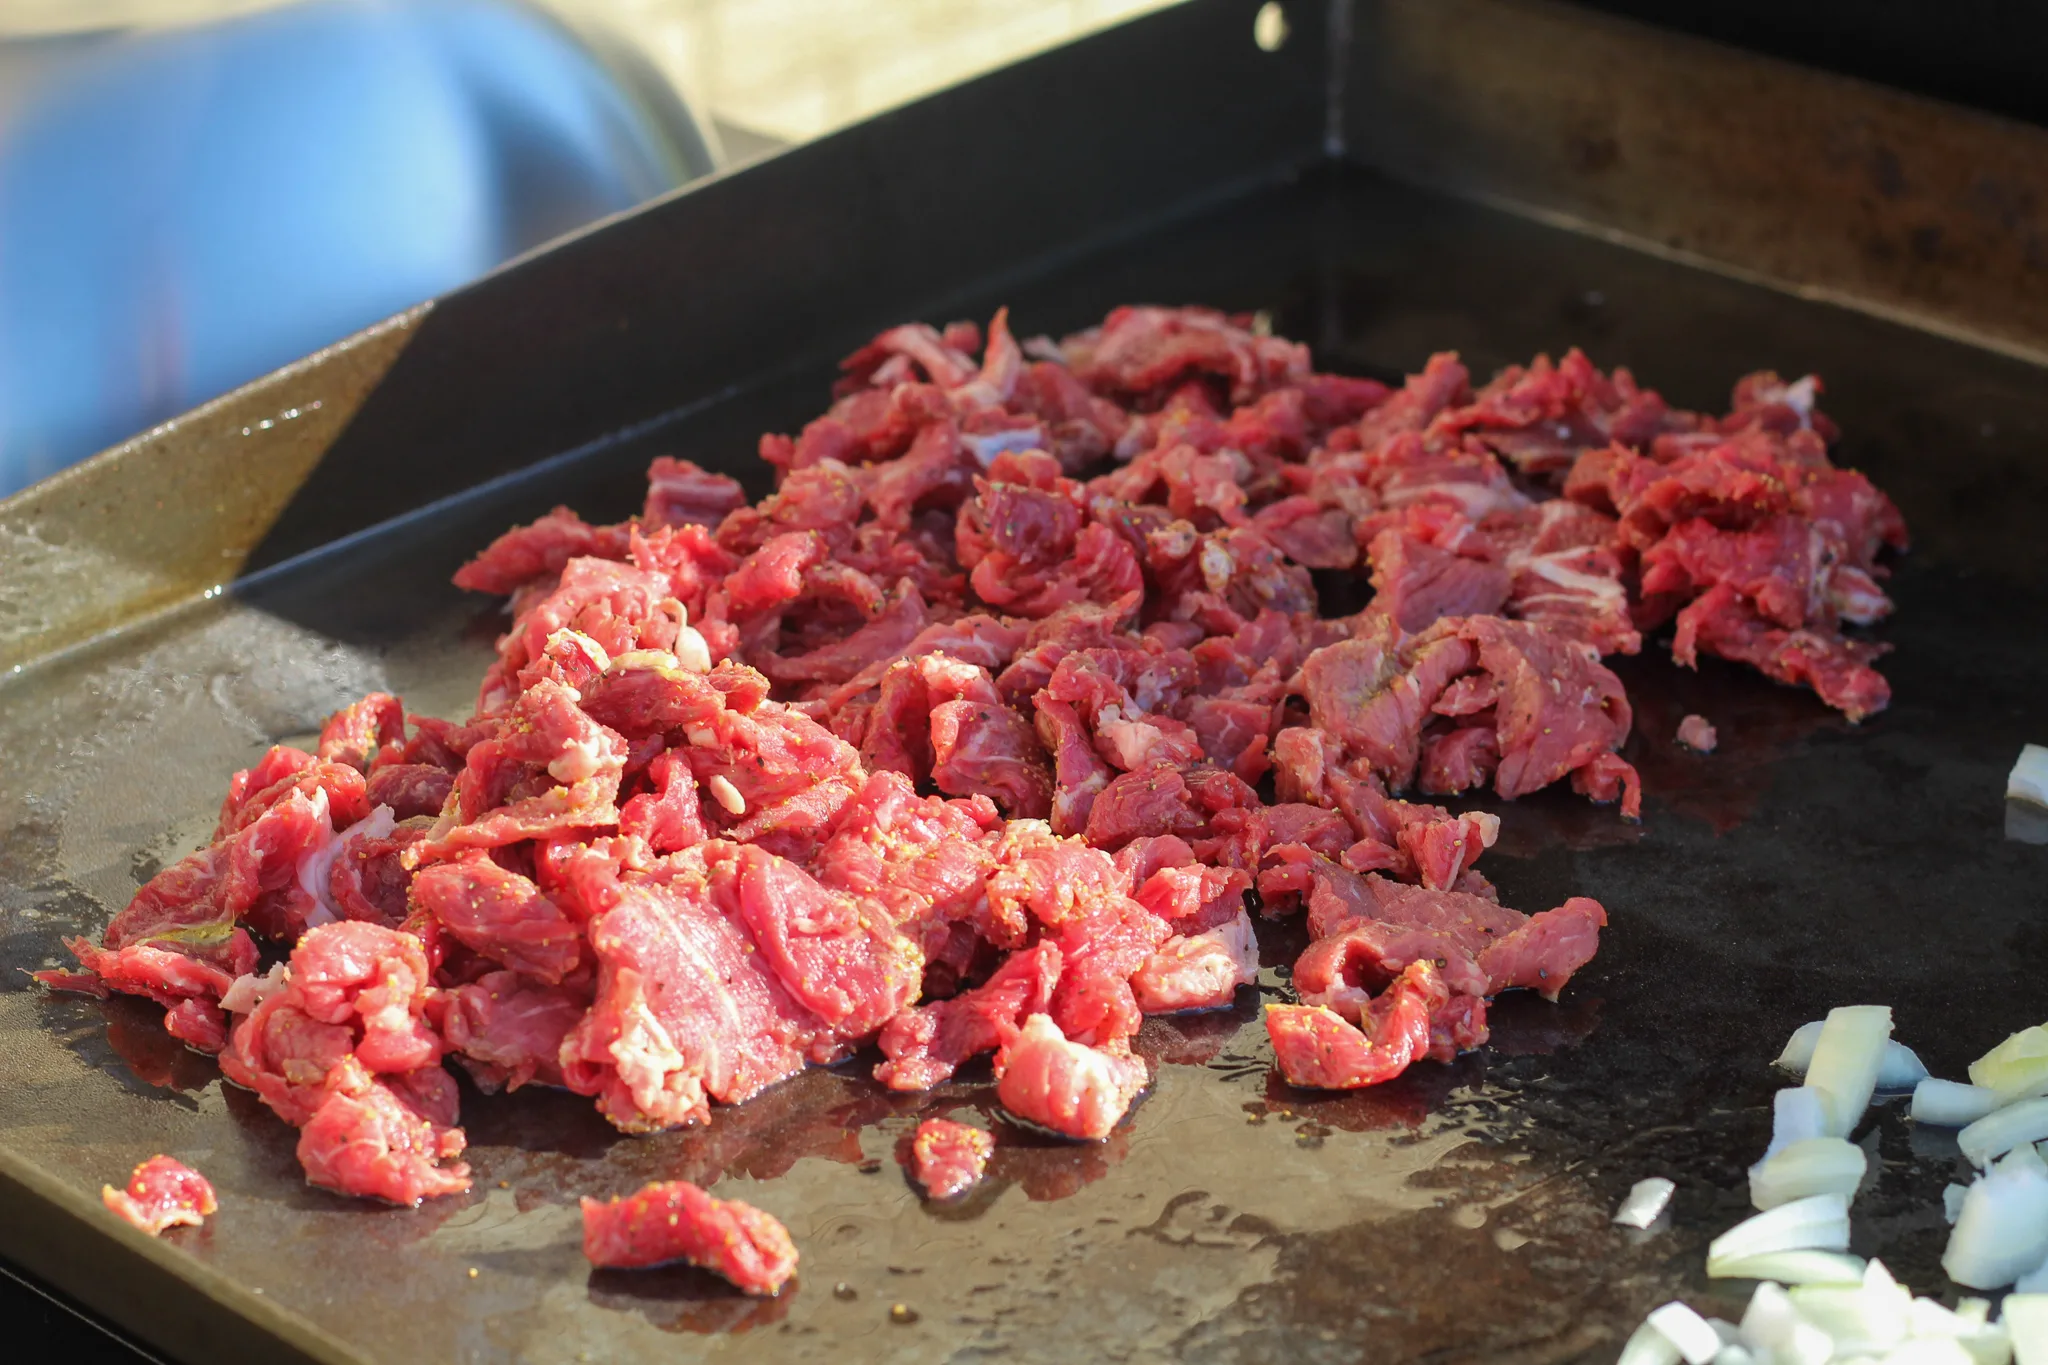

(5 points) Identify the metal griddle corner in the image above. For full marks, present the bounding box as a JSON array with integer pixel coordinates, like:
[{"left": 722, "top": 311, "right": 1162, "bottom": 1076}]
[{"left": 2, "top": 2, "right": 2045, "bottom": 1361}]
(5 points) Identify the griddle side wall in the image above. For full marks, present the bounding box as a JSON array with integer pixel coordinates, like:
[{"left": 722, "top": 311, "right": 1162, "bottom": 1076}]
[
  {"left": 1340, "top": 0, "right": 2048, "bottom": 367},
  {"left": 247, "top": 0, "right": 1328, "bottom": 572}
]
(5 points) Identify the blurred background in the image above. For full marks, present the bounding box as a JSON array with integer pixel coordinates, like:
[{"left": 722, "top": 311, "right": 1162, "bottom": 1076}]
[{"left": 0, "top": 0, "right": 1175, "bottom": 496}]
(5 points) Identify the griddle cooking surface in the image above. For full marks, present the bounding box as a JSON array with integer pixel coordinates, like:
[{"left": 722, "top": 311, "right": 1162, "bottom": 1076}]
[{"left": 4, "top": 167, "right": 2044, "bottom": 1364}]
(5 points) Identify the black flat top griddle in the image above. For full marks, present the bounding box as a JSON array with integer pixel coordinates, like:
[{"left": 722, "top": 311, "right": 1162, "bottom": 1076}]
[{"left": 3, "top": 4, "right": 2047, "bottom": 1363}]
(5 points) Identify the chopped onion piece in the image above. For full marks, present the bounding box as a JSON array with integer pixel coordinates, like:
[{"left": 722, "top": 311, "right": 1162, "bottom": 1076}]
[
  {"left": 2001, "top": 1143, "right": 2048, "bottom": 1180},
  {"left": 1906, "top": 1295, "right": 2017, "bottom": 1365},
  {"left": 1615, "top": 1176, "right": 1677, "bottom": 1228},
  {"left": 1710, "top": 1348, "right": 1754, "bottom": 1365},
  {"left": 1915, "top": 1079, "right": 2007, "bottom": 1128},
  {"left": 1618, "top": 1320, "right": 1683, "bottom": 1365},
  {"left": 1944, "top": 1165, "right": 2048, "bottom": 1289},
  {"left": 1806, "top": 1006, "right": 1895, "bottom": 1136},
  {"left": 1970, "top": 1025, "right": 2048, "bottom": 1103},
  {"left": 1863, "top": 1260, "right": 1914, "bottom": 1348},
  {"left": 1788, "top": 1283, "right": 1906, "bottom": 1354},
  {"left": 1776, "top": 1020, "right": 1927, "bottom": 1091},
  {"left": 2009, "top": 1295, "right": 2048, "bottom": 1365},
  {"left": 1877, "top": 1340, "right": 1987, "bottom": 1365},
  {"left": 1647, "top": 1303, "right": 1724, "bottom": 1364},
  {"left": 1709, "top": 1193, "right": 1852, "bottom": 1266},
  {"left": 2009, "top": 744, "right": 2048, "bottom": 808},
  {"left": 1959, "top": 1098, "right": 2048, "bottom": 1169},
  {"left": 1776, "top": 1020, "right": 1827, "bottom": 1072},
  {"left": 1739, "top": 1282, "right": 1798, "bottom": 1342},
  {"left": 1945, "top": 1183, "right": 1971, "bottom": 1225},
  {"left": 1739, "top": 1280, "right": 1841, "bottom": 1361},
  {"left": 2019, "top": 1249, "right": 2048, "bottom": 1294},
  {"left": 1766, "top": 1088, "right": 1832, "bottom": 1160},
  {"left": 1710, "top": 1250, "right": 1867, "bottom": 1285},
  {"left": 1781, "top": 1260, "right": 1910, "bottom": 1354},
  {"left": 1911, "top": 1295, "right": 1978, "bottom": 1338},
  {"left": 1750, "top": 1137, "right": 1868, "bottom": 1210}
]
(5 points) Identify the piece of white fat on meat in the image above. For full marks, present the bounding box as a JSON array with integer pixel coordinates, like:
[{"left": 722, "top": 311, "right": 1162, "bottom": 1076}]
[
  {"left": 708, "top": 774, "right": 746, "bottom": 815},
  {"left": 219, "top": 961, "right": 288, "bottom": 1015},
  {"left": 297, "top": 801, "right": 396, "bottom": 928},
  {"left": 1198, "top": 539, "right": 1235, "bottom": 595},
  {"left": 548, "top": 730, "right": 610, "bottom": 785},
  {"left": 1524, "top": 553, "right": 1628, "bottom": 604},
  {"left": 961, "top": 427, "right": 1044, "bottom": 468}
]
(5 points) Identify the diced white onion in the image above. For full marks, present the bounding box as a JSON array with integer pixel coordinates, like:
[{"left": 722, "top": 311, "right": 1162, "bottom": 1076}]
[
  {"left": 1877, "top": 1339, "right": 1987, "bottom": 1364},
  {"left": 1739, "top": 1281, "right": 1807, "bottom": 1350},
  {"left": 1738, "top": 1281, "right": 1794, "bottom": 1337},
  {"left": 2008, "top": 1294, "right": 2048, "bottom": 1365},
  {"left": 1710, "top": 1347, "right": 1754, "bottom": 1365},
  {"left": 1867, "top": 1258, "right": 1914, "bottom": 1334},
  {"left": 1805, "top": 1006, "right": 1896, "bottom": 1135},
  {"left": 2009, "top": 744, "right": 2048, "bottom": 808},
  {"left": 1945, "top": 1183, "right": 1971, "bottom": 1225},
  {"left": 1767, "top": 1088, "right": 1832, "bottom": 1160},
  {"left": 1959, "top": 1098, "right": 2048, "bottom": 1169},
  {"left": 1618, "top": 1320, "right": 1683, "bottom": 1365},
  {"left": 1943, "top": 1165, "right": 2048, "bottom": 1289},
  {"left": 1788, "top": 1283, "right": 1904, "bottom": 1354},
  {"left": 1712, "top": 1249, "right": 1867, "bottom": 1286},
  {"left": 1646, "top": 1303, "right": 1724, "bottom": 1365},
  {"left": 1741, "top": 1311, "right": 1835, "bottom": 1365},
  {"left": 2002, "top": 1143, "right": 2048, "bottom": 1180},
  {"left": 1709, "top": 1194, "right": 1852, "bottom": 1267},
  {"left": 1776, "top": 1019, "right": 1927, "bottom": 1092},
  {"left": 1903, "top": 1293, "right": 2016, "bottom": 1365},
  {"left": 1615, "top": 1176, "right": 1677, "bottom": 1229},
  {"left": 2018, "top": 1250, "right": 2048, "bottom": 1294},
  {"left": 1776, "top": 1020, "right": 1828, "bottom": 1071},
  {"left": 1915, "top": 1079, "right": 2007, "bottom": 1128},
  {"left": 1910, "top": 1295, "right": 1978, "bottom": 1339},
  {"left": 1970, "top": 1025, "right": 2048, "bottom": 1103},
  {"left": 1750, "top": 1137, "right": 1868, "bottom": 1210}
]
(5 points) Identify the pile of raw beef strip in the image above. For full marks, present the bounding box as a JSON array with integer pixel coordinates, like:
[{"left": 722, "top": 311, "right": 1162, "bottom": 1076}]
[{"left": 43, "top": 303, "right": 1907, "bottom": 1206}]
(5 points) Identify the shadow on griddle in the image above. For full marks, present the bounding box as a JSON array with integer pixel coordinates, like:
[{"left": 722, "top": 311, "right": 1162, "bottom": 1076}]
[
  {"left": 985, "top": 1121, "right": 1134, "bottom": 1205},
  {"left": 1135, "top": 989, "right": 1261, "bottom": 1067},
  {"left": 1485, "top": 989, "right": 1605, "bottom": 1057},
  {"left": 1256, "top": 1054, "right": 1485, "bottom": 1136},
  {"left": 1249, "top": 989, "right": 1603, "bottom": 1137},
  {"left": 587, "top": 1266, "right": 795, "bottom": 1335},
  {"left": 37, "top": 992, "right": 216, "bottom": 1108}
]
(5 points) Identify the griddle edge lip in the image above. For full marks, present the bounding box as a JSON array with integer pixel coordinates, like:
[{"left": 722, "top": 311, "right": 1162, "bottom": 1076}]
[
  {"left": 0, "top": 1147, "right": 363, "bottom": 1365},
  {"left": 7, "top": 0, "right": 2048, "bottom": 1359}
]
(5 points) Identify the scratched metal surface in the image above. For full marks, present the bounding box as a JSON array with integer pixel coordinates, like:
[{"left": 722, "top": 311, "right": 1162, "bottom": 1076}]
[{"left": 3, "top": 167, "right": 2046, "bottom": 1364}]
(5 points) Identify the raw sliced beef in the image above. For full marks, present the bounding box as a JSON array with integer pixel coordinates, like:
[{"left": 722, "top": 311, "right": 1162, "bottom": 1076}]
[
  {"left": 102, "top": 1155, "right": 216, "bottom": 1236},
  {"left": 52, "top": 301, "right": 1913, "bottom": 1222},
  {"left": 996, "top": 1013, "right": 1150, "bottom": 1141},
  {"left": 581, "top": 1179, "right": 798, "bottom": 1295},
  {"left": 908, "top": 1118, "right": 996, "bottom": 1199}
]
